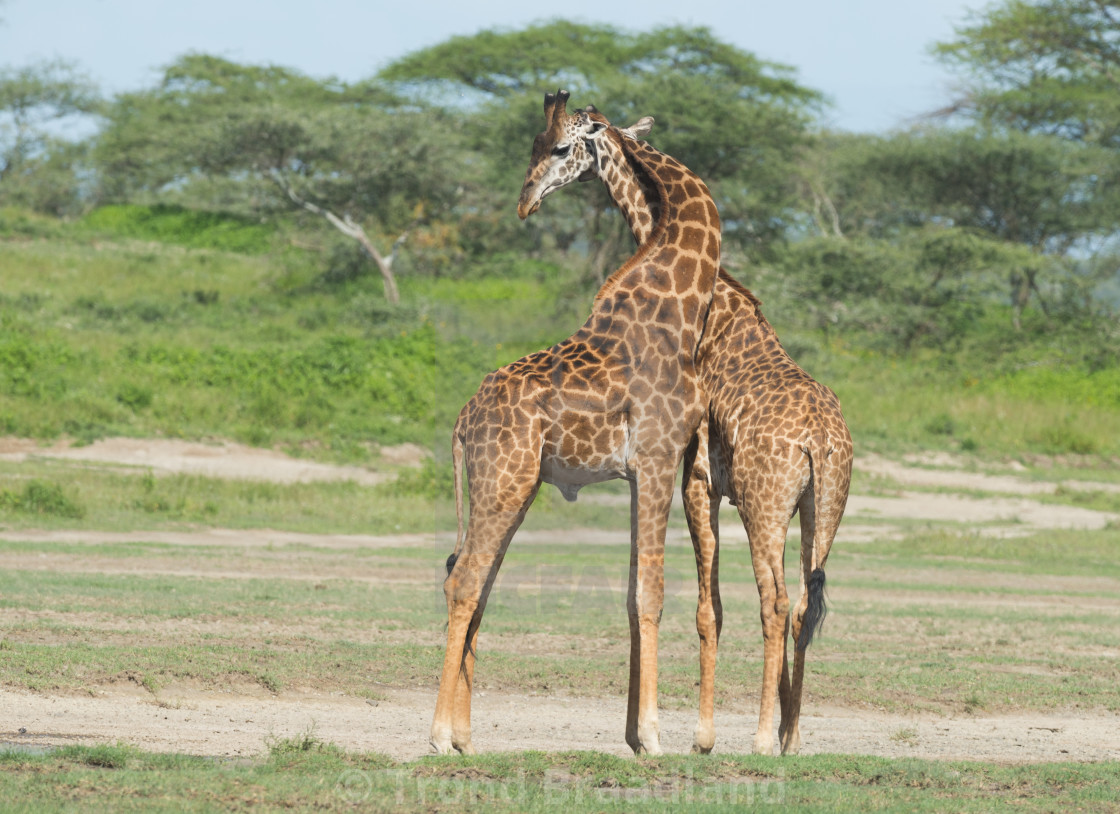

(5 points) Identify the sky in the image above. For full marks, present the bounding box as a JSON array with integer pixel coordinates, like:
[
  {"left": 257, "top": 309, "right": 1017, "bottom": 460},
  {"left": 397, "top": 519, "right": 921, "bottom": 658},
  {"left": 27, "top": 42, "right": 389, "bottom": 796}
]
[{"left": 0, "top": 0, "right": 985, "bottom": 133}]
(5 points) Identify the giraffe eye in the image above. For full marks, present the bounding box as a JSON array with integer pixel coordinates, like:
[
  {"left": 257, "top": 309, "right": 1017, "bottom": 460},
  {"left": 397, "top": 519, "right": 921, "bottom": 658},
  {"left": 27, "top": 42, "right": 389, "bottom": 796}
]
[{"left": 552, "top": 144, "right": 571, "bottom": 157}]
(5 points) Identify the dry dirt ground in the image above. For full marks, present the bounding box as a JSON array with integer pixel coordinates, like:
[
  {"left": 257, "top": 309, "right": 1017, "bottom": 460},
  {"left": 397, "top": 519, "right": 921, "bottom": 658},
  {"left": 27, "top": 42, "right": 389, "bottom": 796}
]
[{"left": 3, "top": 438, "right": 1120, "bottom": 764}]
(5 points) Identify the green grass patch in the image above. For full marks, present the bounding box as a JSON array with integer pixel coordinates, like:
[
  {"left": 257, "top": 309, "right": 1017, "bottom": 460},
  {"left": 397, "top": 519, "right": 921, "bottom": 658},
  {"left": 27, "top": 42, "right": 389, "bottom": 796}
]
[
  {"left": 0, "top": 747, "right": 1117, "bottom": 812},
  {"left": 854, "top": 527, "right": 1120, "bottom": 579},
  {"left": 0, "top": 462, "right": 455, "bottom": 533},
  {"left": 5, "top": 212, "right": 1120, "bottom": 463},
  {"left": 0, "top": 460, "right": 636, "bottom": 535},
  {"left": 3, "top": 522, "right": 1119, "bottom": 714},
  {"left": 80, "top": 204, "right": 276, "bottom": 254}
]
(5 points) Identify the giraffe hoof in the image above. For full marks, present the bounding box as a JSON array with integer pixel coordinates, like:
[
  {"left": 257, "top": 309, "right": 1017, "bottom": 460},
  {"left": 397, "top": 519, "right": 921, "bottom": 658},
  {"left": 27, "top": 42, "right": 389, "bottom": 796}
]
[
  {"left": 692, "top": 723, "right": 715, "bottom": 754},
  {"left": 752, "top": 738, "right": 774, "bottom": 757},
  {"left": 429, "top": 737, "right": 455, "bottom": 755}
]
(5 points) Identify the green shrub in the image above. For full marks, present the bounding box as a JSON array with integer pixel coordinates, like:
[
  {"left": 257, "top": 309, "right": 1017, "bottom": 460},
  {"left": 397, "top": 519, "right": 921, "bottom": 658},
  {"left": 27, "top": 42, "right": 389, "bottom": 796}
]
[
  {"left": 116, "top": 383, "right": 153, "bottom": 411},
  {"left": 1034, "top": 424, "right": 1099, "bottom": 455},
  {"left": 0, "top": 480, "right": 86, "bottom": 518},
  {"left": 0, "top": 206, "right": 65, "bottom": 239},
  {"left": 377, "top": 456, "right": 453, "bottom": 499}
]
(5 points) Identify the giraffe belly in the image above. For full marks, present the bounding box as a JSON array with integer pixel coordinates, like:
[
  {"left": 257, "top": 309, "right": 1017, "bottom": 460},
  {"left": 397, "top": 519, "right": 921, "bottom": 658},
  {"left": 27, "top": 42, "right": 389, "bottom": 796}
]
[{"left": 539, "top": 419, "right": 630, "bottom": 502}]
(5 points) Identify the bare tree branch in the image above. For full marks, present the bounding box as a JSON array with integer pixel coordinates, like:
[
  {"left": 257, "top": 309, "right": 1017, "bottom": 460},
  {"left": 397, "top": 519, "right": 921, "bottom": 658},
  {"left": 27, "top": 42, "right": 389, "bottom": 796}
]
[
  {"left": 269, "top": 168, "right": 401, "bottom": 304},
  {"left": 809, "top": 181, "right": 845, "bottom": 239}
]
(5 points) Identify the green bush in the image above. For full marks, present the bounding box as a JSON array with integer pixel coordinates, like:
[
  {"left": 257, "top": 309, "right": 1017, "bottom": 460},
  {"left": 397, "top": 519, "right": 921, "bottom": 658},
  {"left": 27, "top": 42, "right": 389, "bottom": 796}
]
[
  {"left": 377, "top": 456, "right": 454, "bottom": 499},
  {"left": 0, "top": 207, "right": 65, "bottom": 239},
  {"left": 0, "top": 480, "right": 86, "bottom": 518}
]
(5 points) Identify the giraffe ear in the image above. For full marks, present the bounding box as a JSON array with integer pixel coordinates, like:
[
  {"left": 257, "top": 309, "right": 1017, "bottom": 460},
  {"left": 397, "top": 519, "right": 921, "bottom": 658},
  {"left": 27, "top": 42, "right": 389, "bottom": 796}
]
[{"left": 619, "top": 116, "right": 654, "bottom": 140}]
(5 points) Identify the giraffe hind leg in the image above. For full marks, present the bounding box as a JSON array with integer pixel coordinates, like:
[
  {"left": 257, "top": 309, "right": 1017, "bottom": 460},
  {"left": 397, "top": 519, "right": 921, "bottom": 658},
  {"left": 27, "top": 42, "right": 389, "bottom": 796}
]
[
  {"left": 741, "top": 508, "right": 792, "bottom": 757},
  {"left": 682, "top": 430, "right": 722, "bottom": 754},
  {"left": 781, "top": 489, "right": 826, "bottom": 756},
  {"left": 431, "top": 478, "right": 540, "bottom": 755}
]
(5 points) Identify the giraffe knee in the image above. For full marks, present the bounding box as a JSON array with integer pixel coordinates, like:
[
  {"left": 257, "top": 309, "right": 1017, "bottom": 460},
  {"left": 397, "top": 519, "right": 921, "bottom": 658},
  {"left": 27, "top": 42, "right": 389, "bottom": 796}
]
[{"left": 443, "top": 568, "right": 481, "bottom": 605}]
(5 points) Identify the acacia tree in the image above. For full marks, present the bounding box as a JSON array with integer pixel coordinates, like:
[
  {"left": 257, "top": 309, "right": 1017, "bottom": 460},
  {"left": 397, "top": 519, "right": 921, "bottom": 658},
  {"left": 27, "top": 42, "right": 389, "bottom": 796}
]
[
  {"left": 932, "top": 0, "right": 1120, "bottom": 322},
  {"left": 96, "top": 55, "right": 471, "bottom": 303},
  {"left": 0, "top": 59, "right": 101, "bottom": 214},
  {"left": 935, "top": 0, "right": 1120, "bottom": 146},
  {"left": 809, "top": 125, "right": 1117, "bottom": 328}
]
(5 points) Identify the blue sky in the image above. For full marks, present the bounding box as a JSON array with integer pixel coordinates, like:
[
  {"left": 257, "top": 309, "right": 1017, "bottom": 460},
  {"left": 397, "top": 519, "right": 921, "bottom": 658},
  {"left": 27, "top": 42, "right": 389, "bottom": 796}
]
[{"left": 0, "top": 0, "right": 983, "bottom": 133}]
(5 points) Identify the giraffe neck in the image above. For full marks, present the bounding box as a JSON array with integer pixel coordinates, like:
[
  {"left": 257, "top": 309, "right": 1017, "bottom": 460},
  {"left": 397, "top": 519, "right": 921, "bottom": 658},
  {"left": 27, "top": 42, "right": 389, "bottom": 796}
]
[
  {"left": 592, "top": 128, "right": 790, "bottom": 378},
  {"left": 594, "top": 129, "right": 661, "bottom": 246},
  {"left": 591, "top": 131, "right": 721, "bottom": 319}
]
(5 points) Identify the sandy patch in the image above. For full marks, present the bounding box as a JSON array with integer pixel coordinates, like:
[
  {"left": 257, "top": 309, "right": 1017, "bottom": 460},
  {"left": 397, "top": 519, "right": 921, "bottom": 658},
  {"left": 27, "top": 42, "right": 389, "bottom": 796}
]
[
  {"left": 0, "top": 436, "right": 427, "bottom": 486},
  {"left": 4, "top": 685, "right": 1118, "bottom": 763}
]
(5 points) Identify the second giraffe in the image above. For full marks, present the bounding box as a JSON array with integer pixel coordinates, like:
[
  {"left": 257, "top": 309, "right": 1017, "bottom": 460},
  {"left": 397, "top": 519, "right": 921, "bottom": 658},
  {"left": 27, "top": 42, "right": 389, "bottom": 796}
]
[{"left": 566, "top": 104, "right": 852, "bottom": 755}]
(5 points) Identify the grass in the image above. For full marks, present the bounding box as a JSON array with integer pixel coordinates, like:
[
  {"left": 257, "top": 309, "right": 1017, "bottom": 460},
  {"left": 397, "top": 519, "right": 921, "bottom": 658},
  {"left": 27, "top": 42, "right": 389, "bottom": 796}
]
[
  {"left": 0, "top": 221, "right": 584, "bottom": 455},
  {"left": 0, "top": 746, "right": 1117, "bottom": 812},
  {"left": 0, "top": 459, "right": 452, "bottom": 534},
  {"left": 0, "top": 457, "right": 631, "bottom": 535},
  {"left": 822, "top": 349, "right": 1120, "bottom": 460},
  {"left": 1, "top": 519, "right": 1118, "bottom": 712}
]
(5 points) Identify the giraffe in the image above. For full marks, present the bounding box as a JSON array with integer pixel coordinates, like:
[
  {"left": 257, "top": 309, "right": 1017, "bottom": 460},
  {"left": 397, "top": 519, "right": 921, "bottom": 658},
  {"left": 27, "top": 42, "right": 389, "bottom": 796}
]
[
  {"left": 429, "top": 90, "right": 721, "bottom": 756},
  {"left": 570, "top": 108, "right": 853, "bottom": 755}
]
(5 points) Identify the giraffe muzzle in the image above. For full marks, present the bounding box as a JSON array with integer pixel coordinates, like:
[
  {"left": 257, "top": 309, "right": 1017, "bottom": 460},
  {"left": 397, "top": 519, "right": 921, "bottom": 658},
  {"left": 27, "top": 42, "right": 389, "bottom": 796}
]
[
  {"left": 517, "top": 184, "right": 545, "bottom": 220},
  {"left": 517, "top": 197, "right": 540, "bottom": 220}
]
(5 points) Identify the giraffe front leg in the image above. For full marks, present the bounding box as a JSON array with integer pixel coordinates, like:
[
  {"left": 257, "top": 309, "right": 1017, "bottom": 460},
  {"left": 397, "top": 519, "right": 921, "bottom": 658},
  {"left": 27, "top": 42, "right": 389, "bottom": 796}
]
[{"left": 626, "top": 565, "right": 664, "bottom": 757}]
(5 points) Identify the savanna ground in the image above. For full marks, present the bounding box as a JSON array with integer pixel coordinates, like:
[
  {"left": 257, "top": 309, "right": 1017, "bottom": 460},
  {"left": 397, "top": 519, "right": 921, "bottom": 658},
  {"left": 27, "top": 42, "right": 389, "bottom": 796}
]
[
  {"left": 2, "top": 436, "right": 1120, "bottom": 811},
  {"left": 2, "top": 211, "right": 1120, "bottom": 808}
]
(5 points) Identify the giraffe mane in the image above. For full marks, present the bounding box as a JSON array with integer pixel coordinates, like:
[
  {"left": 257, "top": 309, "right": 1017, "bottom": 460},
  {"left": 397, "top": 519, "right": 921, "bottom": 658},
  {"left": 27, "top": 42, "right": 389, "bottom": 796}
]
[{"left": 716, "top": 269, "right": 763, "bottom": 311}]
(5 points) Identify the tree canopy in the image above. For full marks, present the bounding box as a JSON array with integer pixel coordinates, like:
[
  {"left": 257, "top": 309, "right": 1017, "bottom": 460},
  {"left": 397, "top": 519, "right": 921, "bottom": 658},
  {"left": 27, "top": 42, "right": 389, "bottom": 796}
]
[
  {"left": 0, "top": 10, "right": 1115, "bottom": 342},
  {"left": 0, "top": 59, "right": 101, "bottom": 214},
  {"left": 935, "top": 0, "right": 1120, "bottom": 147},
  {"left": 93, "top": 54, "right": 474, "bottom": 300},
  {"left": 382, "top": 21, "right": 823, "bottom": 262}
]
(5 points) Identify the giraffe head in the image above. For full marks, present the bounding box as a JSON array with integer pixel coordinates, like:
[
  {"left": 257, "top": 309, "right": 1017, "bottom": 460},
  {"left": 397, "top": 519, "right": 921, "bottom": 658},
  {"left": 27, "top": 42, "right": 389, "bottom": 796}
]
[{"left": 517, "top": 89, "right": 611, "bottom": 220}]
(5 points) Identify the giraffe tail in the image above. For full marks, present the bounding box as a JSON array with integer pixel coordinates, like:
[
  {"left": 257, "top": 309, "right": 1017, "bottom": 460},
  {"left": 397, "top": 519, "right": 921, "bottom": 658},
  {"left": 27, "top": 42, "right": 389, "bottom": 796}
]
[
  {"left": 796, "top": 437, "right": 849, "bottom": 652},
  {"left": 446, "top": 413, "right": 466, "bottom": 577}
]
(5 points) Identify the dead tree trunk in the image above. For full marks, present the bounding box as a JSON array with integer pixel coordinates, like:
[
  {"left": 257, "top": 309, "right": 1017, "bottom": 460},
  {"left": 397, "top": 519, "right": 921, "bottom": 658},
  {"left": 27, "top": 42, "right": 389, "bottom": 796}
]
[{"left": 270, "top": 170, "right": 401, "bottom": 305}]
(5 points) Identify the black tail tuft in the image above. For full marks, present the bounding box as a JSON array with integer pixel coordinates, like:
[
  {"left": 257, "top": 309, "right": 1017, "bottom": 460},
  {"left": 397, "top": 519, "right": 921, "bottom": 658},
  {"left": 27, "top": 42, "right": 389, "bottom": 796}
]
[
  {"left": 445, "top": 552, "right": 458, "bottom": 576},
  {"left": 796, "top": 568, "right": 828, "bottom": 652}
]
